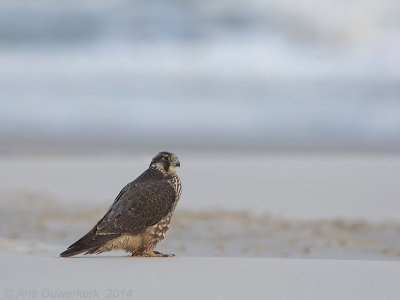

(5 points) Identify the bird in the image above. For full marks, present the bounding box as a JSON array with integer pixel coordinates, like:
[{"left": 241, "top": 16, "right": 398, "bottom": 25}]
[{"left": 60, "top": 151, "right": 182, "bottom": 257}]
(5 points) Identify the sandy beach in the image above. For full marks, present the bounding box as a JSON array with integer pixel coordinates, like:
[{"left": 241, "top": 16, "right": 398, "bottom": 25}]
[
  {"left": 1, "top": 153, "right": 400, "bottom": 299},
  {"left": 2, "top": 254, "right": 400, "bottom": 300}
]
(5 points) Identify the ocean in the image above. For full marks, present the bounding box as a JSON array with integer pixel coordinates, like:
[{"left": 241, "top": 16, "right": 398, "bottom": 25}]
[{"left": 0, "top": 0, "right": 399, "bottom": 151}]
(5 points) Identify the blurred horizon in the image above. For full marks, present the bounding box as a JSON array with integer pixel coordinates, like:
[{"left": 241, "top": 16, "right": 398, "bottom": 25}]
[{"left": 1, "top": 0, "right": 400, "bottom": 153}]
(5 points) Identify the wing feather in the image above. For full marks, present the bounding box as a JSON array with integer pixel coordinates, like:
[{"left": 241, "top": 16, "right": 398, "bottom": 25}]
[{"left": 96, "top": 181, "right": 176, "bottom": 235}]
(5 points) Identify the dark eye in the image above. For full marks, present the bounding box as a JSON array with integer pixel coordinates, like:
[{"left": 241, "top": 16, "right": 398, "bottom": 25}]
[{"left": 163, "top": 156, "right": 169, "bottom": 161}]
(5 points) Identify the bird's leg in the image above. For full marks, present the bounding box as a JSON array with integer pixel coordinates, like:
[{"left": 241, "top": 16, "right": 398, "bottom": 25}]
[{"left": 131, "top": 251, "right": 175, "bottom": 257}]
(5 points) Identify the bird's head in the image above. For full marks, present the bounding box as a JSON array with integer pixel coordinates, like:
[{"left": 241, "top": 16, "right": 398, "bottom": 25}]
[{"left": 150, "top": 151, "right": 181, "bottom": 175}]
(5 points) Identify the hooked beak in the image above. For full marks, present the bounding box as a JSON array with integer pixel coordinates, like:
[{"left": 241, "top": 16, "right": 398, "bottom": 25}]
[{"left": 172, "top": 160, "right": 181, "bottom": 167}]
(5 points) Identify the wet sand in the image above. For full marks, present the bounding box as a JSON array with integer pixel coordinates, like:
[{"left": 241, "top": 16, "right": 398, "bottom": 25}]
[
  {"left": 1, "top": 153, "right": 400, "bottom": 260},
  {"left": 1, "top": 184, "right": 400, "bottom": 260}
]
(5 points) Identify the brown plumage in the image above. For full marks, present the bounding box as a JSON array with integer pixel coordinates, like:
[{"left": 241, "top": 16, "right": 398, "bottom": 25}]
[{"left": 60, "top": 152, "right": 182, "bottom": 257}]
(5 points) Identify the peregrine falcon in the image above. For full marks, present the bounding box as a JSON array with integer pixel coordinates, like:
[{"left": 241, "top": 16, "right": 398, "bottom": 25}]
[{"left": 60, "top": 152, "right": 182, "bottom": 257}]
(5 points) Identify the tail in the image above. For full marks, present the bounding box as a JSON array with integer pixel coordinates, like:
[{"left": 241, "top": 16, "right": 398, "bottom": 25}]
[
  {"left": 60, "top": 246, "right": 92, "bottom": 258},
  {"left": 60, "top": 226, "right": 120, "bottom": 257}
]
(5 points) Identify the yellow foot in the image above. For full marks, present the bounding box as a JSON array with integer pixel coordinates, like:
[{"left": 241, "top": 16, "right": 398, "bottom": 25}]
[{"left": 131, "top": 251, "right": 175, "bottom": 257}]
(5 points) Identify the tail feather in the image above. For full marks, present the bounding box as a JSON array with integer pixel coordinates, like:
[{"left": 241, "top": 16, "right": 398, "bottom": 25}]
[
  {"left": 60, "top": 246, "right": 96, "bottom": 257},
  {"left": 60, "top": 226, "right": 120, "bottom": 257}
]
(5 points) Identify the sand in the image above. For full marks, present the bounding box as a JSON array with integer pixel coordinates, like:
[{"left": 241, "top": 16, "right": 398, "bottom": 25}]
[
  {"left": 1, "top": 153, "right": 400, "bottom": 299},
  {"left": 2, "top": 254, "right": 400, "bottom": 300}
]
